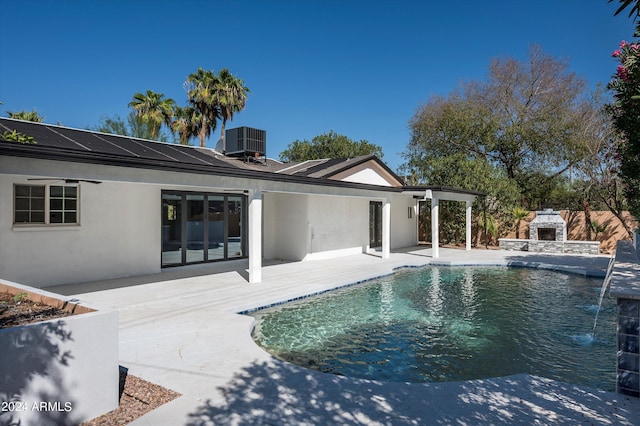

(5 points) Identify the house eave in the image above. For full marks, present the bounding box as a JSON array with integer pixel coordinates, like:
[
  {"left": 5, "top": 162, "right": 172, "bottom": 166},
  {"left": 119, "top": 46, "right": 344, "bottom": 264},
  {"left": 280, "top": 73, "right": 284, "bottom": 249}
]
[{"left": 0, "top": 144, "right": 404, "bottom": 194}]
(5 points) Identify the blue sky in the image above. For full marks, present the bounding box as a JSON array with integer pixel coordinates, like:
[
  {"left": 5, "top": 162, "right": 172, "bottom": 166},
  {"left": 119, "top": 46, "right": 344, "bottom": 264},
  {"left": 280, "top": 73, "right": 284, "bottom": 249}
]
[{"left": 0, "top": 0, "right": 634, "bottom": 172}]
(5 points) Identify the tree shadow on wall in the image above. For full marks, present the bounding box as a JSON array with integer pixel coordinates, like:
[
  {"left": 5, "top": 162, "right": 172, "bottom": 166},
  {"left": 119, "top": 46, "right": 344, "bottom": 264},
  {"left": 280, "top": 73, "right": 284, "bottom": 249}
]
[
  {"left": 182, "top": 359, "right": 640, "bottom": 425},
  {"left": 0, "top": 320, "right": 80, "bottom": 426}
]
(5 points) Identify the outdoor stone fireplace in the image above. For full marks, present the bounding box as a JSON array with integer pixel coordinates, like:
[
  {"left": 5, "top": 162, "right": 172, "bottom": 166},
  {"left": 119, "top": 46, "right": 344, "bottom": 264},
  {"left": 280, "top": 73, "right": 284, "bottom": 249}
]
[
  {"left": 498, "top": 209, "right": 600, "bottom": 255},
  {"left": 529, "top": 209, "right": 567, "bottom": 242}
]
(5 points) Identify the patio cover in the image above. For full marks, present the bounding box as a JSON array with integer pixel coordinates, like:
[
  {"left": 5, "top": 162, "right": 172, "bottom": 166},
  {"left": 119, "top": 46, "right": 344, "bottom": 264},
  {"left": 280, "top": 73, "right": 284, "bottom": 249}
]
[{"left": 403, "top": 186, "right": 484, "bottom": 258}]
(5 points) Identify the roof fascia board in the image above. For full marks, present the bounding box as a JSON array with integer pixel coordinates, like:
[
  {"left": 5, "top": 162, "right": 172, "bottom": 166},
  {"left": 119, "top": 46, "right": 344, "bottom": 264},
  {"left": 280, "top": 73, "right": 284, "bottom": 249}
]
[{"left": 404, "top": 185, "right": 485, "bottom": 202}]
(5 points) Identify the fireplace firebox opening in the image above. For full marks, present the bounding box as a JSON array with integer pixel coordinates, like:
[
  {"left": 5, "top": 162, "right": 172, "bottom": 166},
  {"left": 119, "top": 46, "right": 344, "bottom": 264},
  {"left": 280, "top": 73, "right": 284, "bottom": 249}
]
[{"left": 537, "top": 228, "right": 556, "bottom": 241}]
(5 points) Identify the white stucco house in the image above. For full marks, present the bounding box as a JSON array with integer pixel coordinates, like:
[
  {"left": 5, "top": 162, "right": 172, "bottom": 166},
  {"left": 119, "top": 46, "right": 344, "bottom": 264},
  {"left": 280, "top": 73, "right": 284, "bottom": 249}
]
[{"left": 0, "top": 118, "right": 482, "bottom": 287}]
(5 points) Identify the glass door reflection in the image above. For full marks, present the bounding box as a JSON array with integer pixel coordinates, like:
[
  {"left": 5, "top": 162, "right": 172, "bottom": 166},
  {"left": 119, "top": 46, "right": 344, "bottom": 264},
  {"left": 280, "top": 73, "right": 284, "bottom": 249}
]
[
  {"left": 186, "top": 194, "right": 205, "bottom": 263},
  {"left": 162, "top": 191, "right": 247, "bottom": 267},
  {"left": 227, "top": 196, "right": 244, "bottom": 258},
  {"left": 162, "top": 193, "right": 183, "bottom": 266},
  {"left": 208, "top": 196, "right": 225, "bottom": 260}
]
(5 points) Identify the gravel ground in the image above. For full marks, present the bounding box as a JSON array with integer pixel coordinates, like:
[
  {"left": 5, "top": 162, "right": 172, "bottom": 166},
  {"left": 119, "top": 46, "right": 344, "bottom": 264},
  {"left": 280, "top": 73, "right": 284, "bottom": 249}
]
[{"left": 81, "top": 368, "right": 180, "bottom": 425}]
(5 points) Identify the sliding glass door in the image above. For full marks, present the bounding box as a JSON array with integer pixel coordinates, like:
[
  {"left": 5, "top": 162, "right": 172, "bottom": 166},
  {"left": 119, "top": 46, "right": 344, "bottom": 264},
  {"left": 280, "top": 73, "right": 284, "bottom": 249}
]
[
  {"left": 186, "top": 194, "right": 205, "bottom": 263},
  {"left": 227, "top": 196, "right": 244, "bottom": 259},
  {"left": 369, "top": 201, "right": 382, "bottom": 248},
  {"left": 208, "top": 195, "right": 225, "bottom": 261},
  {"left": 162, "top": 191, "right": 247, "bottom": 267}
]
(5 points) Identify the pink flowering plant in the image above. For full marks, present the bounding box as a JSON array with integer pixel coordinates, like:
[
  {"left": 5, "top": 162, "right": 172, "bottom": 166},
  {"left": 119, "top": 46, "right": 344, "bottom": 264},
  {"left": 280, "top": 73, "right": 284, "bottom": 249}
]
[{"left": 608, "top": 37, "right": 640, "bottom": 215}]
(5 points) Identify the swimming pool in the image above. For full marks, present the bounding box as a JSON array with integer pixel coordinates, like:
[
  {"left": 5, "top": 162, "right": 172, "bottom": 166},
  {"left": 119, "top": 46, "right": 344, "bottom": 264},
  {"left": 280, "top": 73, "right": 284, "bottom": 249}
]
[{"left": 249, "top": 266, "right": 616, "bottom": 391}]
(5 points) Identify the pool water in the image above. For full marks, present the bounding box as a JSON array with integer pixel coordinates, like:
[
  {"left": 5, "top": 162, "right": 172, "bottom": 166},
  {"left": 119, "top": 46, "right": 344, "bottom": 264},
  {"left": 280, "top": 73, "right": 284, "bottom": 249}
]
[{"left": 249, "top": 267, "right": 616, "bottom": 391}]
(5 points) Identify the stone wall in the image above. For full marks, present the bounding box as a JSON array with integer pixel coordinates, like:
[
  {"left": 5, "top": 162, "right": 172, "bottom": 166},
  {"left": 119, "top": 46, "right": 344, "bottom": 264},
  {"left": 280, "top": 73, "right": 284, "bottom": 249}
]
[
  {"left": 497, "top": 239, "right": 529, "bottom": 251},
  {"left": 498, "top": 238, "right": 600, "bottom": 255},
  {"left": 562, "top": 241, "right": 601, "bottom": 255},
  {"left": 529, "top": 240, "right": 564, "bottom": 253}
]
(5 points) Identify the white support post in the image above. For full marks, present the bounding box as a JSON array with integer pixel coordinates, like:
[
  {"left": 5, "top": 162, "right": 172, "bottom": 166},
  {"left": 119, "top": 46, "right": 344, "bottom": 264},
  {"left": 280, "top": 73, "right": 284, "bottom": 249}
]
[
  {"left": 466, "top": 200, "right": 472, "bottom": 251},
  {"left": 248, "top": 190, "right": 262, "bottom": 283},
  {"left": 415, "top": 201, "right": 420, "bottom": 246},
  {"left": 431, "top": 196, "right": 439, "bottom": 258},
  {"left": 382, "top": 199, "right": 391, "bottom": 258}
]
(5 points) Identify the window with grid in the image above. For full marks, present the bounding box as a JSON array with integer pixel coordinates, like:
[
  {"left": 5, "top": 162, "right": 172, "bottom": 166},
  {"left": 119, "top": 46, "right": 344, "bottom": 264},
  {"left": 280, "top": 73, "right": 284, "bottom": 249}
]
[
  {"left": 14, "top": 185, "right": 45, "bottom": 223},
  {"left": 14, "top": 184, "right": 79, "bottom": 225},
  {"left": 49, "top": 185, "right": 78, "bottom": 224}
]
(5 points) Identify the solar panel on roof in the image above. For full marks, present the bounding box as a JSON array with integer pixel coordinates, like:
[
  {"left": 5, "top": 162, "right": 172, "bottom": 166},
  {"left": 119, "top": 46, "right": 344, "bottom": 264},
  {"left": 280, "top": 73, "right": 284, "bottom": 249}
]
[
  {"left": 1, "top": 118, "right": 254, "bottom": 172},
  {"left": 195, "top": 148, "right": 247, "bottom": 168},
  {"left": 51, "top": 127, "right": 139, "bottom": 157},
  {"left": 145, "top": 141, "right": 202, "bottom": 164},
  {"left": 88, "top": 134, "right": 141, "bottom": 157},
  {"left": 165, "top": 144, "right": 225, "bottom": 166},
  {"left": 277, "top": 159, "right": 327, "bottom": 175},
  {"left": 294, "top": 158, "right": 345, "bottom": 176},
  {"left": 90, "top": 134, "right": 184, "bottom": 162},
  {"left": 1, "top": 120, "right": 87, "bottom": 150}
]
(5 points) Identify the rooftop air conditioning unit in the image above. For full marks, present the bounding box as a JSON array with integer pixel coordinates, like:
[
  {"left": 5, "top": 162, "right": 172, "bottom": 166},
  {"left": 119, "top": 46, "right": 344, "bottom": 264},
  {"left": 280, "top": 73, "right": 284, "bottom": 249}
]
[{"left": 224, "top": 127, "right": 266, "bottom": 157}]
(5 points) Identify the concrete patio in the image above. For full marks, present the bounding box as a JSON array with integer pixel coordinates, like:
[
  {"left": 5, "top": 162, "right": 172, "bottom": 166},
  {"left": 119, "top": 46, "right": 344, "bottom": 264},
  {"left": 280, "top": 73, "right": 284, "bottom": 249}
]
[{"left": 50, "top": 247, "right": 640, "bottom": 425}]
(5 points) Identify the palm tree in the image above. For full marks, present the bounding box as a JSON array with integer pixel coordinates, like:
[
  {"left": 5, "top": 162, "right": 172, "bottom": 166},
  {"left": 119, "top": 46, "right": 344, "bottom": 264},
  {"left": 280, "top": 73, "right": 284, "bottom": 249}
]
[
  {"left": 512, "top": 206, "right": 529, "bottom": 239},
  {"left": 591, "top": 220, "right": 608, "bottom": 240},
  {"left": 185, "top": 68, "right": 220, "bottom": 148},
  {"left": 7, "top": 110, "right": 44, "bottom": 122},
  {"left": 610, "top": 0, "right": 640, "bottom": 18},
  {"left": 479, "top": 213, "right": 499, "bottom": 247},
  {"left": 215, "top": 68, "right": 249, "bottom": 152},
  {"left": 170, "top": 106, "right": 197, "bottom": 145},
  {"left": 128, "top": 90, "right": 176, "bottom": 140}
]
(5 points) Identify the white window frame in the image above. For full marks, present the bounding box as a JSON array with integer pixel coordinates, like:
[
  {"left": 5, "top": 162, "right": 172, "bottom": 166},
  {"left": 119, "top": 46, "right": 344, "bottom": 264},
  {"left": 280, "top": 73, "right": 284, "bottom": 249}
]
[{"left": 13, "top": 183, "right": 80, "bottom": 226}]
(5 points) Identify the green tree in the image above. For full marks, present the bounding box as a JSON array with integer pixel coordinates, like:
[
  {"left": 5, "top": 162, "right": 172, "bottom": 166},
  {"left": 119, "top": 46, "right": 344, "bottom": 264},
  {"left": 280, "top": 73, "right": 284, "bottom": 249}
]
[
  {"left": 7, "top": 110, "right": 44, "bottom": 122},
  {"left": 404, "top": 46, "right": 598, "bottom": 243},
  {"left": 279, "top": 130, "right": 384, "bottom": 162},
  {"left": 170, "top": 106, "right": 197, "bottom": 145},
  {"left": 128, "top": 90, "right": 176, "bottom": 140},
  {"left": 407, "top": 153, "right": 520, "bottom": 246},
  {"left": 610, "top": 0, "right": 640, "bottom": 24},
  {"left": 215, "top": 68, "right": 249, "bottom": 151},
  {"left": 185, "top": 68, "right": 220, "bottom": 148},
  {"left": 575, "top": 87, "right": 632, "bottom": 237},
  {"left": 591, "top": 220, "right": 608, "bottom": 240},
  {"left": 608, "top": 0, "right": 640, "bottom": 217},
  {"left": 407, "top": 45, "right": 588, "bottom": 181},
  {"left": 92, "top": 112, "right": 170, "bottom": 142},
  {"left": 512, "top": 207, "right": 529, "bottom": 240}
]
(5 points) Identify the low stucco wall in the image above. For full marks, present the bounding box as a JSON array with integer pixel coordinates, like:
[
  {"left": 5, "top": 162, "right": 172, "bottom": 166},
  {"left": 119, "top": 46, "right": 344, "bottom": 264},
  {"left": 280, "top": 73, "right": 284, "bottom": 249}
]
[{"left": 0, "top": 279, "right": 119, "bottom": 424}]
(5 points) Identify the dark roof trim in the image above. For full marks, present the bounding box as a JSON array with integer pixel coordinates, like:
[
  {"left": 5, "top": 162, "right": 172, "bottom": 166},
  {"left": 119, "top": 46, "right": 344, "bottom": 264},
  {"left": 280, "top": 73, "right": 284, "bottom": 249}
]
[{"left": 402, "top": 185, "right": 486, "bottom": 197}]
